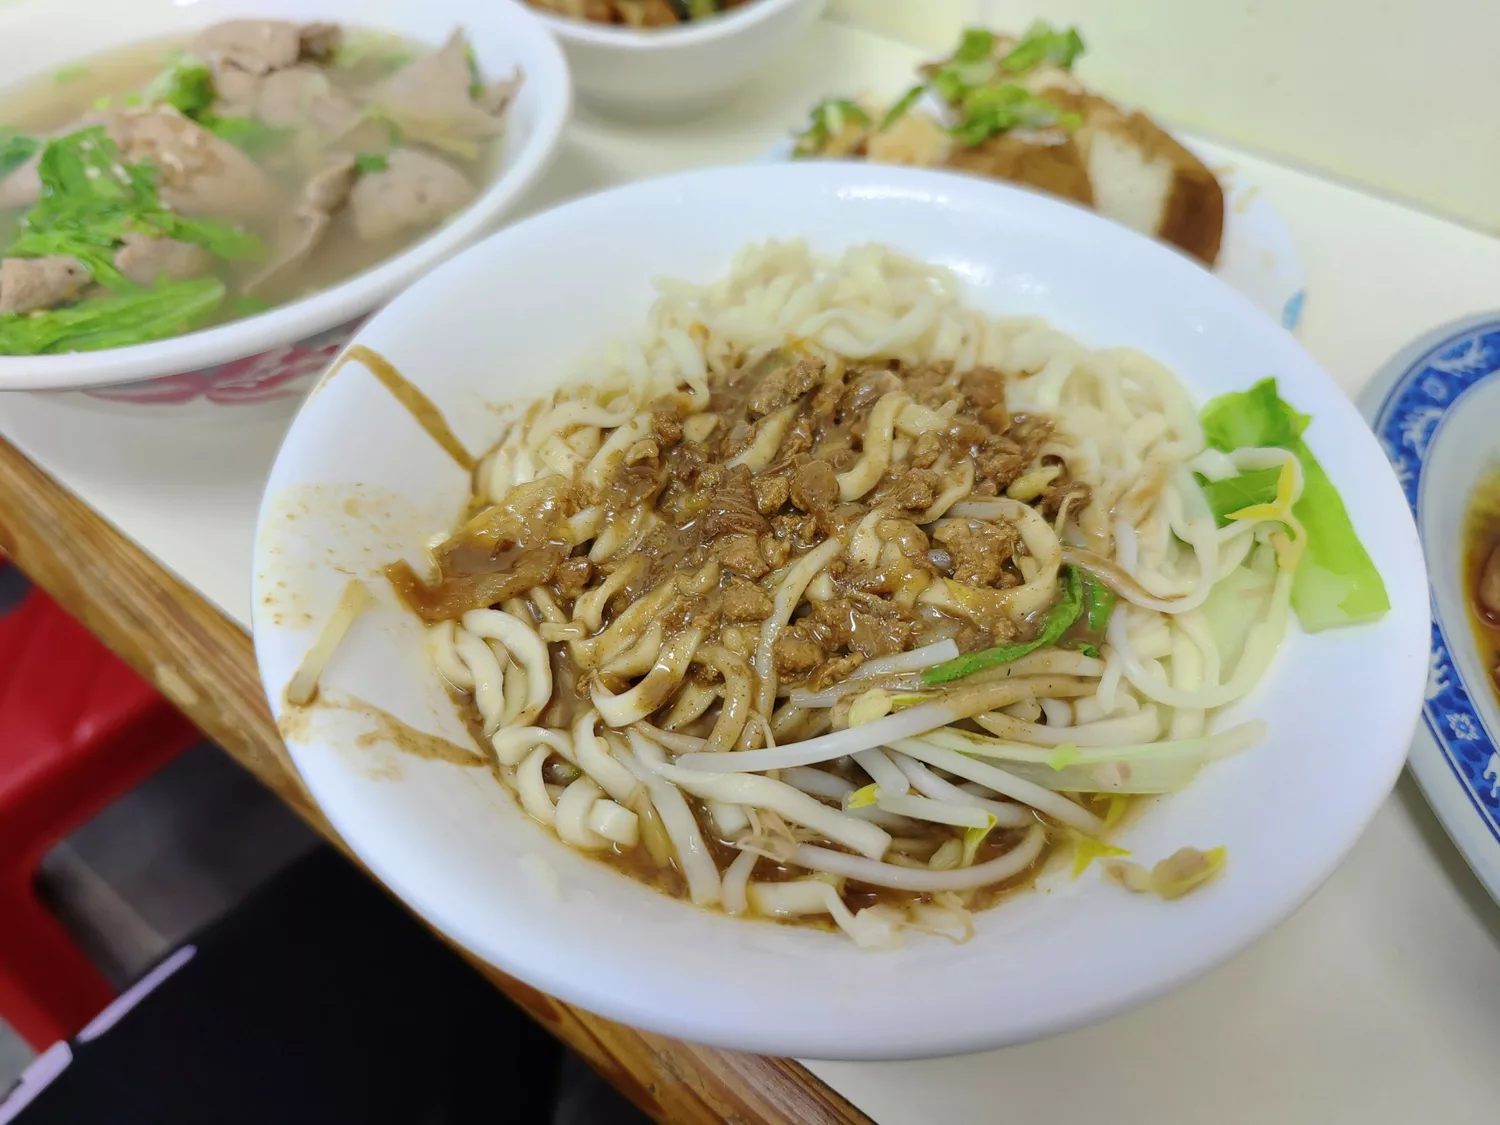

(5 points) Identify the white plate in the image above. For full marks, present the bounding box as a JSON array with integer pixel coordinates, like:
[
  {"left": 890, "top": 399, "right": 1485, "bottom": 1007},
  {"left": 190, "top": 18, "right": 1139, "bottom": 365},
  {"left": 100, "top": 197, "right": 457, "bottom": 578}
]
[
  {"left": 252, "top": 162, "right": 1427, "bottom": 1060},
  {"left": 1360, "top": 314, "right": 1500, "bottom": 904},
  {"left": 763, "top": 137, "right": 1308, "bottom": 332}
]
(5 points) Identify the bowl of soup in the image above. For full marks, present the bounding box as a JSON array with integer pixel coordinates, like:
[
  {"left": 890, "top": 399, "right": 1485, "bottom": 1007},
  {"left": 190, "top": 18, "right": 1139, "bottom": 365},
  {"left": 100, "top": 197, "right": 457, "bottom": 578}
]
[
  {"left": 0, "top": 0, "right": 570, "bottom": 414},
  {"left": 523, "top": 0, "right": 823, "bottom": 121}
]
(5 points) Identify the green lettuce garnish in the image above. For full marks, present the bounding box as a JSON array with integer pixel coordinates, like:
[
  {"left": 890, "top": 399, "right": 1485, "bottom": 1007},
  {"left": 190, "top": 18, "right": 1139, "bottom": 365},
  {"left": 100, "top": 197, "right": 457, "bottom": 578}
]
[
  {"left": 923, "top": 565, "right": 1084, "bottom": 684},
  {"left": 199, "top": 114, "right": 294, "bottom": 159},
  {"left": 950, "top": 83, "right": 1078, "bottom": 146},
  {"left": 1200, "top": 377, "right": 1390, "bottom": 631},
  {"left": 354, "top": 152, "right": 390, "bottom": 175},
  {"left": 12, "top": 128, "right": 263, "bottom": 278},
  {"left": 146, "top": 56, "right": 216, "bottom": 119},
  {"left": 1081, "top": 569, "right": 1115, "bottom": 632},
  {"left": 0, "top": 277, "right": 226, "bottom": 355},
  {"left": 0, "top": 131, "right": 39, "bottom": 180},
  {"left": 953, "top": 28, "right": 996, "bottom": 63},
  {"left": 879, "top": 84, "right": 927, "bottom": 130},
  {"left": 1197, "top": 466, "right": 1283, "bottom": 527},
  {"left": 1002, "top": 21, "right": 1086, "bottom": 75},
  {"left": 793, "top": 98, "right": 871, "bottom": 156}
]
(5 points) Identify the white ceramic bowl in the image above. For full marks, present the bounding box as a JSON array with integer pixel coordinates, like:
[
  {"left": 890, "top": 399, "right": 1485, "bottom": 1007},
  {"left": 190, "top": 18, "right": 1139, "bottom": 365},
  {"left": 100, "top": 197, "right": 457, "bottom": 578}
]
[
  {"left": 252, "top": 162, "right": 1429, "bottom": 1060},
  {"left": 529, "top": 0, "right": 822, "bottom": 120},
  {"left": 0, "top": 0, "right": 570, "bottom": 415}
]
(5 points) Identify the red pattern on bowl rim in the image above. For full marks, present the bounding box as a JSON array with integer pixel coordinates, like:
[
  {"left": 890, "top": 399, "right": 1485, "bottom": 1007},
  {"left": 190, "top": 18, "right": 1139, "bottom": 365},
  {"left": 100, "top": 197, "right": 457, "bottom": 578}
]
[{"left": 82, "top": 319, "right": 366, "bottom": 406}]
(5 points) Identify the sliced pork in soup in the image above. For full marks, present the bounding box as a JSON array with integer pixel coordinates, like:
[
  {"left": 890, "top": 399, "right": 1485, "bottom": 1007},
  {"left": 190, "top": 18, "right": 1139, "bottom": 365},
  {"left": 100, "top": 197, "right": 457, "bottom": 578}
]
[{"left": 0, "top": 20, "right": 521, "bottom": 355}]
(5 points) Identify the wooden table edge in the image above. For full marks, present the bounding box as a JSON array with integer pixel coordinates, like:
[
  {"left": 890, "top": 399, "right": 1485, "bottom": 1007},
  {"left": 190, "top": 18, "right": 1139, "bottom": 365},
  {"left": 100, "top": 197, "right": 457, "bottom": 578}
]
[{"left": 0, "top": 434, "right": 873, "bottom": 1125}]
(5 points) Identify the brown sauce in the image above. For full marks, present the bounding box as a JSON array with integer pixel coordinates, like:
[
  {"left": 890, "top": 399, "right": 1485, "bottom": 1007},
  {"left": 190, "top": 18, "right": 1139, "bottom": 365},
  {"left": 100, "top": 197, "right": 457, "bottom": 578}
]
[
  {"left": 280, "top": 690, "right": 485, "bottom": 767},
  {"left": 390, "top": 347, "right": 1113, "bottom": 933},
  {"left": 330, "top": 346, "right": 475, "bottom": 471},
  {"left": 1463, "top": 467, "right": 1500, "bottom": 701}
]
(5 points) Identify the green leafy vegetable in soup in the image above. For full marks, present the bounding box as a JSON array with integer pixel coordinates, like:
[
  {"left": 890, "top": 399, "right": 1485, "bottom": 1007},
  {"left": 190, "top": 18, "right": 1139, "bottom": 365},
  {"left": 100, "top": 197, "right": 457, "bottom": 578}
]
[
  {"left": 0, "top": 277, "right": 225, "bottom": 354},
  {"left": 0, "top": 19, "right": 513, "bottom": 352},
  {"left": 0, "top": 131, "right": 38, "bottom": 179},
  {"left": 146, "top": 56, "right": 216, "bottom": 119},
  {"left": 198, "top": 115, "right": 295, "bottom": 159}
]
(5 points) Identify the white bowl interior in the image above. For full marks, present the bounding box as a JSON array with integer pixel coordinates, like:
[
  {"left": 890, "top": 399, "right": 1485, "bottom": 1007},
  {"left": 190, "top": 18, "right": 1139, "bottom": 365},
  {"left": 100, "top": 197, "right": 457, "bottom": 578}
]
[
  {"left": 252, "top": 163, "right": 1429, "bottom": 1059},
  {"left": 0, "top": 0, "right": 570, "bottom": 390}
]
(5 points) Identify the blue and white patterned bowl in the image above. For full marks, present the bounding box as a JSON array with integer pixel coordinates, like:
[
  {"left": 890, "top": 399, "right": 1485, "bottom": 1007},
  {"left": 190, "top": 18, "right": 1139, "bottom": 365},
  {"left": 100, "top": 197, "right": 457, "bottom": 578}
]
[{"left": 1362, "top": 313, "right": 1500, "bottom": 904}]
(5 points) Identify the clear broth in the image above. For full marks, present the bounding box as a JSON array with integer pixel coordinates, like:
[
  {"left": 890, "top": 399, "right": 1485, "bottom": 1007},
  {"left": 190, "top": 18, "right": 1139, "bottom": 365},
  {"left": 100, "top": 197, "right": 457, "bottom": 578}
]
[{"left": 0, "top": 31, "right": 499, "bottom": 322}]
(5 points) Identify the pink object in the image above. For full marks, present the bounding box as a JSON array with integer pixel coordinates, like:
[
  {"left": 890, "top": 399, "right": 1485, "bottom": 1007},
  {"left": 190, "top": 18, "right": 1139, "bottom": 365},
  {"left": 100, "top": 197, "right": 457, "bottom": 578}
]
[
  {"left": 83, "top": 319, "right": 365, "bottom": 407},
  {"left": 0, "top": 574, "right": 199, "bottom": 1050}
]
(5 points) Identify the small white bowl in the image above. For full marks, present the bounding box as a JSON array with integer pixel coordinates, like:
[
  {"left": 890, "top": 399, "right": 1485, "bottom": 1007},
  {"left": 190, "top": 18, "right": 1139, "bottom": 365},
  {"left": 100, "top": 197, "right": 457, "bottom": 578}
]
[
  {"left": 0, "top": 0, "right": 571, "bottom": 416},
  {"left": 529, "top": 0, "right": 823, "bottom": 120},
  {"left": 252, "top": 162, "right": 1429, "bottom": 1060}
]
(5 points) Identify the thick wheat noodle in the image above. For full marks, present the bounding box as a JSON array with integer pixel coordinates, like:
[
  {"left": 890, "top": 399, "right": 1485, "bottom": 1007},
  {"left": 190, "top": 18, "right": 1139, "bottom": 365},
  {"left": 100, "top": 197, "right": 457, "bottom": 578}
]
[
  {"left": 391, "top": 241, "right": 1301, "bottom": 947},
  {"left": 694, "top": 645, "right": 755, "bottom": 753},
  {"left": 794, "top": 825, "right": 1048, "bottom": 892},
  {"left": 752, "top": 537, "right": 844, "bottom": 716}
]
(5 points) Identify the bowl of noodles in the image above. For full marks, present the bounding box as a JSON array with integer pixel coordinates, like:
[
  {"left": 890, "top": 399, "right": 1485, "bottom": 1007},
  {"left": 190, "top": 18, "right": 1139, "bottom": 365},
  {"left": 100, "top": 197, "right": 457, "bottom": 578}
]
[{"left": 252, "top": 162, "right": 1428, "bottom": 1059}]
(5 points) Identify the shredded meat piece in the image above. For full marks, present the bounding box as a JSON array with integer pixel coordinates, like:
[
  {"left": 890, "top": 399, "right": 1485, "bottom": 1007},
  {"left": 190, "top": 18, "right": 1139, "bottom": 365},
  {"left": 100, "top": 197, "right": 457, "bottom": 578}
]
[
  {"left": 850, "top": 608, "right": 910, "bottom": 658},
  {"left": 790, "top": 458, "right": 839, "bottom": 514},
  {"left": 553, "top": 556, "right": 593, "bottom": 596},
  {"left": 808, "top": 598, "right": 855, "bottom": 648},
  {"left": 959, "top": 366, "right": 1007, "bottom": 411},
  {"left": 759, "top": 532, "right": 791, "bottom": 570},
  {"left": 806, "top": 653, "right": 865, "bottom": 692},
  {"left": 624, "top": 438, "right": 659, "bottom": 466},
  {"left": 807, "top": 380, "right": 843, "bottom": 421},
  {"left": 810, "top": 596, "right": 911, "bottom": 658},
  {"left": 715, "top": 533, "right": 768, "bottom": 579},
  {"left": 386, "top": 549, "right": 564, "bottom": 623},
  {"left": 663, "top": 596, "right": 718, "bottom": 635},
  {"left": 703, "top": 465, "right": 768, "bottom": 538},
  {"left": 1041, "top": 479, "right": 1092, "bottom": 521},
  {"left": 722, "top": 575, "right": 774, "bottom": 622},
  {"left": 754, "top": 473, "right": 791, "bottom": 516},
  {"left": 933, "top": 520, "right": 1018, "bottom": 587},
  {"left": 747, "top": 357, "right": 824, "bottom": 418},
  {"left": 1010, "top": 415, "right": 1053, "bottom": 454},
  {"left": 773, "top": 624, "right": 825, "bottom": 675},
  {"left": 652, "top": 409, "right": 683, "bottom": 447},
  {"left": 910, "top": 431, "right": 942, "bottom": 469},
  {"left": 608, "top": 463, "right": 663, "bottom": 510},
  {"left": 771, "top": 513, "right": 821, "bottom": 552},
  {"left": 883, "top": 468, "right": 940, "bottom": 511},
  {"left": 975, "top": 437, "right": 1030, "bottom": 493},
  {"left": 878, "top": 518, "right": 930, "bottom": 560},
  {"left": 776, "top": 413, "right": 816, "bottom": 461},
  {"left": 839, "top": 370, "right": 898, "bottom": 419}
]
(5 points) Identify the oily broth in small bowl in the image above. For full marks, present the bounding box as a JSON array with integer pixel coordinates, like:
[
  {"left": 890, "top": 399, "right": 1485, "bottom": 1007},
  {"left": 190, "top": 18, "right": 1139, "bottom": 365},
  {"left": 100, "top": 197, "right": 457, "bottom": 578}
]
[{"left": 253, "top": 162, "right": 1428, "bottom": 1058}]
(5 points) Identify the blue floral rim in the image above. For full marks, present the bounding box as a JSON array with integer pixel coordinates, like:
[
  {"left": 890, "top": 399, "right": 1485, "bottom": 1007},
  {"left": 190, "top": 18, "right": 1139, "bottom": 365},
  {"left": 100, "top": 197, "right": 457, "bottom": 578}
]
[{"left": 1372, "top": 322, "right": 1500, "bottom": 844}]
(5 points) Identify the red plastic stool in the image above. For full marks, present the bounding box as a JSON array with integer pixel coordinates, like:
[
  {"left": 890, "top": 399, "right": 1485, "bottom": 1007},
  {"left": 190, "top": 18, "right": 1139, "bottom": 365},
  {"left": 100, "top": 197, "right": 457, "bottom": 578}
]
[{"left": 0, "top": 579, "right": 199, "bottom": 1050}]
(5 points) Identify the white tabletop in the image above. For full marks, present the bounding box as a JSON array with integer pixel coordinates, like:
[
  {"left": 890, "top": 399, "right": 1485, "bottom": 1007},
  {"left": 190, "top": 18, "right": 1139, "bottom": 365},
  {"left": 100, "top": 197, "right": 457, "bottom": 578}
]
[{"left": 2, "top": 19, "right": 1498, "bottom": 1124}]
